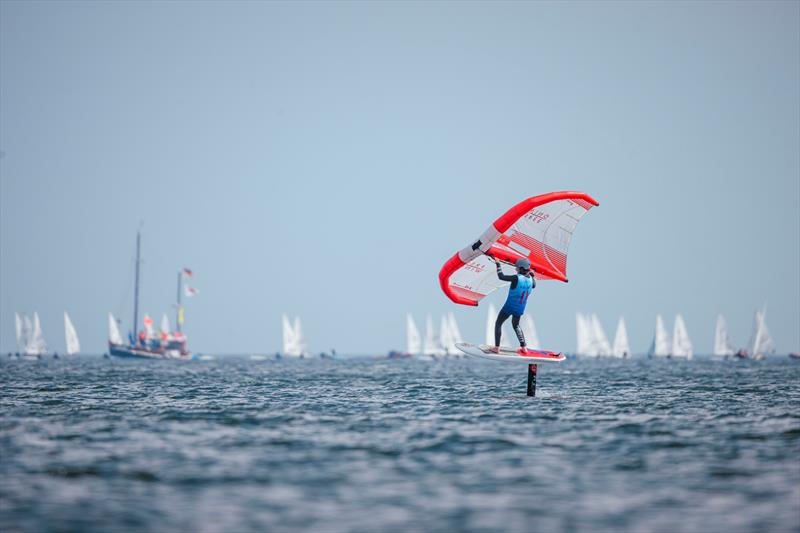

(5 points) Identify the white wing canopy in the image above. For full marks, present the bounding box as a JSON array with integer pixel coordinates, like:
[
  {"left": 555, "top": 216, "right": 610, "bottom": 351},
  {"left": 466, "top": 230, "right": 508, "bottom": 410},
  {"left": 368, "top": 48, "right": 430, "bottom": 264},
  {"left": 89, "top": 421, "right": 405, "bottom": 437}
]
[{"left": 441, "top": 192, "right": 599, "bottom": 307}]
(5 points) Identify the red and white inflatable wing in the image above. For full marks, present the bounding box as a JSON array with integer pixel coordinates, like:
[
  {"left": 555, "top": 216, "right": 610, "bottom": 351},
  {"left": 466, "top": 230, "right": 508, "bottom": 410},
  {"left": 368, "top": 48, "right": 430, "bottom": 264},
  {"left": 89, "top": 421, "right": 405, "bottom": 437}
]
[{"left": 439, "top": 191, "right": 599, "bottom": 306}]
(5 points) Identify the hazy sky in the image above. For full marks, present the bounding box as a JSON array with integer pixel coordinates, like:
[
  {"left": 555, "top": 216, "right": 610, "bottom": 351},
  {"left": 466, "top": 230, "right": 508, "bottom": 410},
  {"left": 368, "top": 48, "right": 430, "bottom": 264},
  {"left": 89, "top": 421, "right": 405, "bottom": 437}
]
[{"left": 1, "top": 1, "right": 798, "bottom": 355}]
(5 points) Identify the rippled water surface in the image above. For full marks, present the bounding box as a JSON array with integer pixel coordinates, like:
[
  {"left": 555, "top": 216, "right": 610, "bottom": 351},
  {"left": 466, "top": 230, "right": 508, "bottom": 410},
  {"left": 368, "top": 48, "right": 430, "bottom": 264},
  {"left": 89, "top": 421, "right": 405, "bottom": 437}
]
[{"left": 2, "top": 356, "right": 799, "bottom": 532}]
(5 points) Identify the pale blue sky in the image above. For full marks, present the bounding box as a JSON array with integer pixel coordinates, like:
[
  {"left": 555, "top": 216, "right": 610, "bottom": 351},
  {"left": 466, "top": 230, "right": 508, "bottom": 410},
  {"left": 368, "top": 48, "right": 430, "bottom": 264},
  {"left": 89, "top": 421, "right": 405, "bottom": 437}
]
[{"left": 1, "top": 1, "right": 798, "bottom": 354}]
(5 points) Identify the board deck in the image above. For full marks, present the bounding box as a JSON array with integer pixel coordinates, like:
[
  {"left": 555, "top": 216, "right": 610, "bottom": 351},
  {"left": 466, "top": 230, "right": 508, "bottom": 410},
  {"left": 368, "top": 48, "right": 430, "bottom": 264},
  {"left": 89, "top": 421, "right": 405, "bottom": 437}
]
[{"left": 455, "top": 342, "right": 566, "bottom": 364}]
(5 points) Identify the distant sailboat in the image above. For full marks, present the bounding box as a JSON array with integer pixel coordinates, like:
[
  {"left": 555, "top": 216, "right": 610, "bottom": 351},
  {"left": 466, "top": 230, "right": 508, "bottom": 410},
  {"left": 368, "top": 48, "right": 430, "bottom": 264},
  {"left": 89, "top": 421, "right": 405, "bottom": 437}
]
[
  {"left": 406, "top": 314, "right": 421, "bottom": 356},
  {"left": 439, "top": 315, "right": 453, "bottom": 355},
  {"left": 293, "top": 317, "right": 306, "bottom": 356},
  {"left": 446, "top": 312, "right": 464, "bottom": 357},
  {"left": 612, "top": 317, "right": 630, "bottom": 358},
  {"left": 748, "top": 307, "right": 775, "bottom": 360},
  {"left": 64, "top": 312, "right": 80, "bottom": 356},
  {"left": 671, "top": 314, "right": 693, "bottom": 360},
  {"left": 109, "top": 231, "right": 191, "bottom": 360},
  {"left": 281, "top": 314, "right": 307, "bottom": 357},
  {"left": 447, "top": 313, "right": 463, "bottom": 345},
  {"left": 591, "top": 314, "right": 612, "bottom": 356},
  {"left": 26, "top": 312, "right": 47, "bottom": 357},
  {"left": 281, "top": 315, "right": 295, "bottom": 356},
  {"left": 14, "top": 312, "right": 23, "bottom": 354},
  {"left": 423, "top": 314, "right": 443, "bottom": 356},
  {"left": 713, "top": 315, "right": 735, "bottom": 358},
  {"left": 521, "top": 316, "right": 540, "bottom": 350},
  {"left": 108, "top": 312, "right": 124, "bottom": 346},
  {"left": 575, "top": 313, "right": 594, "bottom": 356},
  {"left": 648, "top": 314, "right": 671, "bottom": 357},
  {"left": 13, "top": 312, "right": 36, "bottom": 358},
  {"left": 485, "top": 303, "right": 497, "bottom": 347}
]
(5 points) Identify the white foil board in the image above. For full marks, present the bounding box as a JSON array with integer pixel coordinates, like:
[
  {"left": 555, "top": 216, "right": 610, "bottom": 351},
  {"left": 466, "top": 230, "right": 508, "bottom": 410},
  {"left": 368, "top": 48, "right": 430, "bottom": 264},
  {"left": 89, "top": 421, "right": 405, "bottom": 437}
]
[{"left": 455, "top": 342, "right": 566, "bottom": 364}]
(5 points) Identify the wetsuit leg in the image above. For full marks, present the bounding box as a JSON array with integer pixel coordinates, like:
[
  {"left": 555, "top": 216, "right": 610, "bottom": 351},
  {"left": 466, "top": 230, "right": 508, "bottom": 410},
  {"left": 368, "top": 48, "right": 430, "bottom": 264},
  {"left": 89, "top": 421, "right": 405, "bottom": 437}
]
[
  {"left": 511, "top": 315, "right": 526, "bottom": 347},
  {"left": 495, "top": 310, "right": 511, "bottom": 346}
]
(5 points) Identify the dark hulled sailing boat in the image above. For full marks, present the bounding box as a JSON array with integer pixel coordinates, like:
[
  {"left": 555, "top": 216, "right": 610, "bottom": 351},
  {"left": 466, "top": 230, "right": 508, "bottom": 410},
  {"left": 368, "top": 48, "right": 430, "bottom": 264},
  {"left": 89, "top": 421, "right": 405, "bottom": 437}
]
[{"left": 108, "top": 231, "right": 192, "bottom": 360}]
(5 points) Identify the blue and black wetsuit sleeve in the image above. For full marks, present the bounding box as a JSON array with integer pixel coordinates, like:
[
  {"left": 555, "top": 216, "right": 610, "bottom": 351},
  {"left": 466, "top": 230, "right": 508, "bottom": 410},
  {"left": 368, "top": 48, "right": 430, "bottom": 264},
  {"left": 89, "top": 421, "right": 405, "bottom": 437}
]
[{"left": 496, "top": 263, "right": 518, "bottom": 289}]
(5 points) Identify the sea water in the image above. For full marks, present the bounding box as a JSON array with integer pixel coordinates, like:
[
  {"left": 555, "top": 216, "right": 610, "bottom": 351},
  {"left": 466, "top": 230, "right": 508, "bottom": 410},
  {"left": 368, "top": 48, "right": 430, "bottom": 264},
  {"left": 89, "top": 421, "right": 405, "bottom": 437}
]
[{"left": 1, "top": 356, "right": 798, "bottom": 532}]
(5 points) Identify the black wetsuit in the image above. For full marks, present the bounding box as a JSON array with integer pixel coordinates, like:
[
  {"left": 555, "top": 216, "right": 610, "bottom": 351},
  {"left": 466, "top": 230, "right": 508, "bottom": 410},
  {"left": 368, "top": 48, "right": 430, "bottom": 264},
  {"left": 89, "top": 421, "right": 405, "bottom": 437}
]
[{"left": 494, "top": 263, "right": 535, "bottom": 347}]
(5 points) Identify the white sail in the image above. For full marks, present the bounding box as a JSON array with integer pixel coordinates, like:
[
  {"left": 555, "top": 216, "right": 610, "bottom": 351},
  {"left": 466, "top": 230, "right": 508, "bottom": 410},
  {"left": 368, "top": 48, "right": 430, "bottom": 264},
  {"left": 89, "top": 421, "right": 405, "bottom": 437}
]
[
  {"left": 160, "top": 314, "right": 170, "bottom": 336},
  {"left": 713, "top": 315, "right": 735, "bottom": 357},
  {"left": 108, "top": 312, "right": 124, "bottom": 345},
  {"left": 486, "top": 303, "right": 497, "bottom": 346},
  {"left": 439, "top": 315, "right": 453, "bottom": 355},
  {"left": 749, "top": 308, "right": 775, "bottom": 359},
  {"left": 649, "top": 314, "right": 671, "bottom": 357},
  {"left": 612, "top": 317, "right": 630, "bottom": 358},
  {"left": 447, "top": 313, "right": 463, "bottom": 346},
  {"left": 446, "top": 312, "right": 464, "bottom": 357},
  {"left": 281, "top": 314, "right": 297, "bottom": 355},
  {"left": 575, "top": 313, "right": 592, "bottom": 356},
  {"left": 28, "top": 312, "right": 47, "bottom": 356},
  {"left": 14, "top": 312, "right": 23, "bottom": 352},
  {"left": 591, "top": 314, "right": 612, "bottom": 356},
  {"left": 671, "top": 314, "right": 693, "bottom": 359},
  {"left": 406, "top": 314, "right": 421, "bottom": 355},
  {"left": 64, "top": 312, "right": 80, "bottom": 355},
  {"left": 143, "top": 314, "right": 155, "bottom": 339},
  {"left": 22, "top": 314, "right": 33, "bottom": 353},
  {"left": 293, "top": 317, "right": 306, "bottom": 356},
  {"left": 521, "top": 316, "right": 540, "bottom": 350},
  {"left": 423, "top": 314, "right": 441, "bottom": 356}
]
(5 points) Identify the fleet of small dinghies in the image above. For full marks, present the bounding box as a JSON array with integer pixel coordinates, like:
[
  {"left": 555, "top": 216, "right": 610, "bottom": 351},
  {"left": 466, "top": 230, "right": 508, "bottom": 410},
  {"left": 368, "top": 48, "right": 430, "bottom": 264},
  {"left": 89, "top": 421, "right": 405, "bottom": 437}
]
[
  {"left": 13, "top": 312, "right": 48, "bottom": 359},
  {"left": 575, "top": 313, "right": 620, "bottom": 357},
  {"left": 392, "top": 313, "right": 465, "bottom": 358},
  {"left": 7, "top": 305, "right": 791, "bottom": 362},
  {"left": 645, "top": 314, "right": 693, "bottom": 359},
  {"left": 10, "top": 311, "right": 80, "bottom": 359}
]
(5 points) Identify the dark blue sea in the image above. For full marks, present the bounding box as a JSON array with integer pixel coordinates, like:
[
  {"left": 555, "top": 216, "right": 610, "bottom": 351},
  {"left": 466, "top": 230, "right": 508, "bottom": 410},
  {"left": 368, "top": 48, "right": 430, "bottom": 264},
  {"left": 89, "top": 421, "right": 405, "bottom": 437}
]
[{"left": 2, "top": 356, "right": 799, "bottom": 533}]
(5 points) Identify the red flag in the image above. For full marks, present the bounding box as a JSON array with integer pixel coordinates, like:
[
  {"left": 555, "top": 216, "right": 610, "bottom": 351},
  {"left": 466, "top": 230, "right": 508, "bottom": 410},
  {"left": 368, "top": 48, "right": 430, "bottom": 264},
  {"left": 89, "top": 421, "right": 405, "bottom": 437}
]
[{"left": 182, "top": 268, "right": 193, "bottom": 277}]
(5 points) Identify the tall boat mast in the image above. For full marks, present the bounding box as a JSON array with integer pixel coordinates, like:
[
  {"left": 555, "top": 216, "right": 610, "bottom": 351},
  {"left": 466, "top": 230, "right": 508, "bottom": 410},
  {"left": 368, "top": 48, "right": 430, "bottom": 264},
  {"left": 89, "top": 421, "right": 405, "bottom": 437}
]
[
  {"left": 133, "top": 231, "right": 141, "bottom": 338},
  {"left": 176, "top": 271, "right": 183, "bottom": 333}
]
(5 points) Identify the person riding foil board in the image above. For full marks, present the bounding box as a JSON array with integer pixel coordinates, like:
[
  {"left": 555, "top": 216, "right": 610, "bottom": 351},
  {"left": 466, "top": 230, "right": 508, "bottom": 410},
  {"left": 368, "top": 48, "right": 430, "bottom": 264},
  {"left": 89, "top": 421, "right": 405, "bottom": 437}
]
[{"left": 487, "top": 255, "right": 535, "bottom": 355}]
